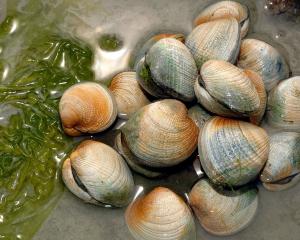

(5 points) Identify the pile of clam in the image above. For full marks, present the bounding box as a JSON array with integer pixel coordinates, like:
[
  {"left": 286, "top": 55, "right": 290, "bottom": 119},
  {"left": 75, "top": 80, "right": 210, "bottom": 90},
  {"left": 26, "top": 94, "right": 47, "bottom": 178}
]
[{"left": 58, "top": 1, "right": 300, "bottom": 239}]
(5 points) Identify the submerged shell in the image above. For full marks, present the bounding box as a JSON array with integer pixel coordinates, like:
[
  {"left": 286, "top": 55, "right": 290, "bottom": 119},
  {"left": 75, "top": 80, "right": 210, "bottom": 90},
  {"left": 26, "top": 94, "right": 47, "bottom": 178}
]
[
  {"left": 126, "top": 187, "right": 196, "bottom": 240},
  {"left": 199, "top": 116, "right": 269, "bottom": 186},
  {"left": 138, "top": 38, "right": 198, "bottom": 101},
  {"left": 189, "top": 179, "right": 258, "bottom": 236},
  {"left": 246, "top": 70, "right": 267, "bottom": 125},
  {"left": 260, "top": 132, "right": 300, "bottom": 191},
  {"left": 186, "top": 17, "right": 241, "bottom": 69},
  {"left": 188, "top": 105, "right": 213, "bottom": 129},
  {"left": 59, "top": 82, "right": 117, "bottom": 136},
  {"left": 121, "top": 99, "right": 199, "bottom": 168},
  {"left": 109, "top": 71, "right": 150, "bottom": 119},
  {"left": 267, "top": 76, "right": 300, "bottom": 131},
  {"left": 200, "top": 60, "right": 260, "bottom": 114},
  {"left": 237, "top": 39, "right": 290, "bottom": 91},
  {"left": 194, "top": 1, "right": 250, "bottom": 38},
  {"left": 62, "top": 140, "right": 134, "bottom": 207}
]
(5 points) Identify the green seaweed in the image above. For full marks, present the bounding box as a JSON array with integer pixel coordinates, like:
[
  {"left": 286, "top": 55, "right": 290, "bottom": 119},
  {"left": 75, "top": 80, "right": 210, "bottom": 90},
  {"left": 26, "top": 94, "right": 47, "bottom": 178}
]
[{"left": 0, "top": 17, "right": 94, "bottom": 239}]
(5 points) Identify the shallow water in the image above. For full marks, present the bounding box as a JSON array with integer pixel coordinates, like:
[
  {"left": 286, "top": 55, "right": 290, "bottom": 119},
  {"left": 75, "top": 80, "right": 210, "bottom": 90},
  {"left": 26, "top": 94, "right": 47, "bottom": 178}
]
[{"left": 0, "top": 0, "right": 299, "bottom": 239}]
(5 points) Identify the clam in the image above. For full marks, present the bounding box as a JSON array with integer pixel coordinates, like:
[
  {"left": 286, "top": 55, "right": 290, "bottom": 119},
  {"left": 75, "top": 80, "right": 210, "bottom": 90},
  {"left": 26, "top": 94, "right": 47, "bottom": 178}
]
[
  {"left": 195, "top": 60, "right": 261, "bottom": 116},
  {"left": 189, "top": 179, "right": 258, "bottom": 236},
  {"left": 136, "top": 38, "right": 198, "bottom": 101},
  {"left": 134, "top": 33, "right": 185, "bottom": 68},
  {"left": 126, "top": 187, "right": 196, "bottom": 240},
  {"left": 186, "top": 17, "right": 241, "bottom": 69},
  {"left": 199, "top": 116, "right": 269, "bottom": 186},
  {"left": 120, "top": 99, "right": 199, "bottom": 169},
  {"left": 59, "top": 82, "right": 117, "bottom": 136},
  {"left": 62, "top": 140, "right": 134, "bottom": 207},
  {"left": 237, "top": 38, "right": 290, "bottom": 91},
  {"left": 109, "top": 71, "right": 150, "bottom": 119},
  {"left": 260, "top": 132, "right": 300, "bottom": 191},
  {"left": 188, "top": 105, "right": 213, "bottom": 129},
  {"left": 267, "top": 76, "right": 300, "bottom": 131},
  {"left": 194, "top": 1, "right": 250, "bottom": 38}
]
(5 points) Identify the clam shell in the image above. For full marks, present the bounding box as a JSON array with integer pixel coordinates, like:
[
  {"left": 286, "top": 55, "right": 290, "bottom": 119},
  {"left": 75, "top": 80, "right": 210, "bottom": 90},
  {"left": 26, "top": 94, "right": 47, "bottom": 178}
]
[
  {"left": 260, "top": 132, "right": 300, "bottom": 191},
  {"left": 237, "top": 39, "right": 290, "bottom": 91},
  {"left": 115, "top": 133, "right": 164, "bottom": 178},
  {"left": 186, "top": 17, "right": 241, "bottom": 69},
  {"left": 141, "top": 38, "right": 198, "bottom": 101},
  {"left": 189, "top": 179, "right": 258, "bottom": 236},
  {"left": 188, "top": 105, "right": 213, "bottom": 129},
  {"left": 121, "top": 99, "right": 199, "bottom": 168},
  {"left": 109, "top": 71, "right": 150, "bottom": 119},
  {"left": 126, "top": 187, "right": 196, "bottom": 240},
  {"left": 200, "top": 60, "right": 260, "bottom": 114},
  {"left": 194, "top": 1, "right": 249, "bottom": 38},
  {"left": 199, "top": 116, "right": 269, "bottom": 186},
  {"left": 194, "top": 79, "right": 240, "bottom": 118},
  {"left": 267, "top": 76, "right": 300, "bottom": 131},
  {"left": 246, "top": 70, "right": 267, "bottom": 125},
  {"left": 62, "top": 140, "right": 134, "bottom": 207},
  {"left": 59, "top": 82, "right": 117, "bottom": 136}
]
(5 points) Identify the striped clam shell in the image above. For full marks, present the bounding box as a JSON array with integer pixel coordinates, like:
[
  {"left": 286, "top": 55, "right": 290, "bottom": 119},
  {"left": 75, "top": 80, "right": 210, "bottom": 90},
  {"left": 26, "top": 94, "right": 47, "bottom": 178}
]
[
  {"left": 237, "top": 38, "right": 290, "bottom": 91},
  {"left": 186, "top": 17, "right": 241, "bottom": 69},
  {"left": 189, "top": 179, "right": 258, "bottom": 236},
  {"left": 109, "top": 71, "right": 150, "bottom": 119},
  {"left": 121, "top": 99, "right": 199, "bottom": 168},
  {"left": 62, "top": 140, "right": 134, "bottom": 207},
  {"left": 194, "top": 0, "right": 250, "bottom": 38},
  {"left": 59, "top": 82, "right": 117, "bottom": 136},
  {"left": 260, "top": 132, "right": 300, "bottom": 191},
  {"left": 200, "top": 60, "right": 260, "bottom": 115},
  {"left": 199, "top": 116, "right": 269, "bottom": 186},
  {"left": 138, "top": 38, "right": 198, "bottom": 101},
  {"left": 267, "top": 76, "right": 300, "bottom": 131},
  {"left": 126, "top": 187, "right": 196, "bottom": 240}
]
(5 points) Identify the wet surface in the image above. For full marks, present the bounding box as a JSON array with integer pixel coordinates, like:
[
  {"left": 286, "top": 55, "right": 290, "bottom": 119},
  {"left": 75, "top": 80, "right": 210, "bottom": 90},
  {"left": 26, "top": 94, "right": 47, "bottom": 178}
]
[{"left": 0, "top": 0, "right": 299, "bottom": 239}]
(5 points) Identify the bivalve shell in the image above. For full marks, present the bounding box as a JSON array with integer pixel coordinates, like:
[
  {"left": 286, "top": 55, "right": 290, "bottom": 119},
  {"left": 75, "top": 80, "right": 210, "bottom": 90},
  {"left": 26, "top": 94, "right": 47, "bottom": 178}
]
[
  {"left": 199, "top": 116, "right": 269, "bottom": 186},
  {"left": 237, "top": 39, "right": 290, "bottom": 91},
  {"left": 126, "top": 187, "right": 196, "bottom": 240},
  {"left": 186, "top": 17, "right": 241, "bottom": 69},
  {"left": 189, "top": 179, "right": 258, "bottom": 236},
  {"left": 62, "top": 140, "right": 134, "bottom": 207},
  {"left": 59, "top": 82, "right": 117, "bottom": 136}
]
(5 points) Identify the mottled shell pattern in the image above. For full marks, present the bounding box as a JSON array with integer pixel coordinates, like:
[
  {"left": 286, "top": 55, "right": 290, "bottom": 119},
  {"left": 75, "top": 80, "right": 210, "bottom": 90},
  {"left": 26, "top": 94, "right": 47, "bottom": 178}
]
[
  {"left": 62, "top": 140, "right": 134, "bottom": 207},
  {"left": 194, "top": 0, "right": 250, "bottom": 38},
  {"left": 109, "top": 71, "right": 150, "bottom": 119},
  {"left": 188, "top": 105, "right": 213, "bottom": 129},
  {"left": 137, "top": 38, "right": 198, "bottom": 101},
  {"left": 238, "top": 38, "right": 290, "bottom": 91},
  {"left": 260, "top": 132, "right": 300, "bottom": 191},
  {"left": 59, "top": 82, "right": 117, "bottom": 136},
  {"left": 186, "top": 17, "right": 241, "bottom": 69},
  {"left": 126, "top": 187, "right": 196, "bottom": 240},
  {"left": 199, "top": 116, "right": 269, "bottom": 186},
  {"left": 267, "top": 76, "right": 300, "bottom": 131},
  {"left": 189, "top": 179, "right": 258, "bottom": 236},
  {"left": 121, "top": 99, "right": 199, "bottom": 168}
]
